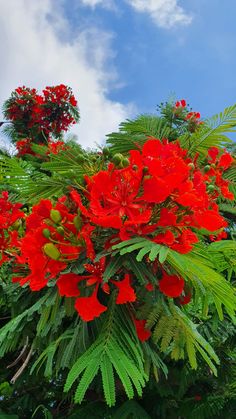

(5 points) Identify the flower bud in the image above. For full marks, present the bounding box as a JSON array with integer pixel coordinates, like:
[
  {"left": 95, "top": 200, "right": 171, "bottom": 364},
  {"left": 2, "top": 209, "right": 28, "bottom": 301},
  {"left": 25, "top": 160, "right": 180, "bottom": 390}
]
[
  {"left": 143, "top": 166, "right": 149, "bottom": 174},
  {"left": 11, "top": 220, "right": 21, "bottom": 231},
  {"left": 112, "top": 153, "right": 123, "bottom": 165},
  {"left": 42, "top": 228, "right": 51, "bottom": 238},
  {"left": 43, "top": 243, "right": 61, "bottom": 260},
  {"left": 73, "top": 215, "right": 82, "bottom": 230},
  {"left": 121, "top": 157, "right": 130, "bottom": 168},
  {"left": 203, "top": 165, "right": 211, "bottom": 173},
  {"left": 207, "top": 184, "right": 215, "bottom": 192},
  {"left": 50, "top": 209, "right": 62, "bottom": 224}
]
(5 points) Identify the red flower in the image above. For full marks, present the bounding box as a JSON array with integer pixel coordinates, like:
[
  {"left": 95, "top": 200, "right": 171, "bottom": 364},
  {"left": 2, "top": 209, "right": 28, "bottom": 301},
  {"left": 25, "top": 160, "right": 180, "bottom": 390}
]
[
  {"left": 134, "top": 319, "right": 151, "bottom": 342},
  {"left": 72, "top": 163, "right": 150, "bottom": 229},
  {"left": 186, "top": 111, "right": 201, "bottom": 120},
  {"left": 194, "top": 210, "right": 227, "bottom": 232},
  {"left": 208, "top": 147, "right": 219, "bottom": 162},
  {"left": 142, "top": 177, "right": 172, "bottom": 203},
  {"left": 171, "top": 230, "right": 198, "bottom": 254},
  {"left": 74, "top": 285, "right": 107, "bottom": 321},
  {"left": 153, "top": 230, "right": 175, "bottom": 246},
  {"left": 159, "top": 272, "right": 185, "bottom": 298},
  {"left": 179, "top": 293, "right": 192, "bottom": 305},
  {"left": 112, "top": 274, "right": 136, "bottom": 304},
  {"left": 57, "top": 273, "right": 81, "bottom": 297},
  {"left": 218, "top": 152, "right": 233, "bottom": 169},
  {"left": 175, "top": 99, "right": 186, "bottom": 108}
]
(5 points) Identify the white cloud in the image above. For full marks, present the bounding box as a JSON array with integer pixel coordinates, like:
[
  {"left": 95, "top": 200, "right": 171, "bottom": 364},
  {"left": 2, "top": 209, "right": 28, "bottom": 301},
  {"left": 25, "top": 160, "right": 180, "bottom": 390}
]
[
  {"left": 80, "top": 0, "right": 114, "bottom": 9},
  {"left": 80, "top": 0, "right": 192, "bottom": 28},
  {"left": 126, "top": 0, "right": 192, "bottom": 28},
  {"left": 0, "top": 0, "right": 133, "bottom": 148}
]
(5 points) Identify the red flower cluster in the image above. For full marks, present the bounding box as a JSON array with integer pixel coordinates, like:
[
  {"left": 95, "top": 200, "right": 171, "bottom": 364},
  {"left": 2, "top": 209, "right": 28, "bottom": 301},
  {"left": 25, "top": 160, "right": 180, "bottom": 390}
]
[
  {"left": 71, "top": 139, "right": 231, "bottom": 255},
  {"left": 16, "top": 138, "right": 36, "bottom": 157},
  {"left": 174, "top": 99, "right": 201, "bottom": 128},
  {"left": 186, "top": 111, "right": 201, "bottom": 121},
  {"left": 5, "top": 85, "right": 79, "bottom": 155},
  {"left": 0, "top": 192, "right": 24, "bottom": 266},
  {"left": 5, "top": 137, "right": 234, "bottom": 337},
  {"left": 58, "top": 262, "right": 136, "bottom": 321},
  {"left": 14, "top": 197, "right": 91, "bottom": 291},
  {"left": 47, "top": 140, "right": 67, "bottom": 155},
  {"left": 175, "top": 99, "right": 186, "bottom": 108},
  {"left": 42, "top": 85, "right": 78, "bottom": 135}
]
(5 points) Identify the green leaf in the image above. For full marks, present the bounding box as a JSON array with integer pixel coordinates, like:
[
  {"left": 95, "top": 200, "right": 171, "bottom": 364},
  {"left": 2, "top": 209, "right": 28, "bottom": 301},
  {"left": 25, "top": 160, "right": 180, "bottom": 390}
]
[
  {"left": 103, "top": 255, "right": 124, "bottom": 283},
  {"left": 64, "top": 299, "right": 147, "bottom": 406}
]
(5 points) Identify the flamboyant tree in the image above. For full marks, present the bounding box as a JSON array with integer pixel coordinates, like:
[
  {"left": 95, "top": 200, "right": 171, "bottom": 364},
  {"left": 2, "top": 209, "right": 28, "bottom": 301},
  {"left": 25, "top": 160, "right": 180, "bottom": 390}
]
[{"left": 0, "top": 87, "right": 236, "bottom": 418}]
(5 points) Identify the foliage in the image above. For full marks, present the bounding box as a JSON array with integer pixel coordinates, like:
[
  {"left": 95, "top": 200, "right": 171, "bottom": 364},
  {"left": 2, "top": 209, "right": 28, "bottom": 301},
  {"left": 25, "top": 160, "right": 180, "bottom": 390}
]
[{"left": 0, "top": 92, "right": 236, "bottom": 418}]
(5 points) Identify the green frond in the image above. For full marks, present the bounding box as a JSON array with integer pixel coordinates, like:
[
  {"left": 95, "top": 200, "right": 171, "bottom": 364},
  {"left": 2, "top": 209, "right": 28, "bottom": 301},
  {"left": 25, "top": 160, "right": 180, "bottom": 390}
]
[
  {"left": 167, "top": 250, "right": 236, "bottom": 319},
  {"left": 0, "top": 289, "right": 55, "bottom": 358},
  {"left": 64, "top": 298, "right": 147, "bottom": 406},
  {"left": 184, "top": 104, "right": 236, "bottom": 155},
  {"left": 106, "top": 115, "right": 173, "bottom": 155},
  {"left": 100, "top": 354, "right": 116, "bottom": 406},
  {"left": 41, "top": 149, "right": 88, "bottom": 175},
  {"left": 149, "top": 302, "right": 220, "bottom": 374},
  {"left": 113, "top": 238, "right": 236, "bottom": 319}
]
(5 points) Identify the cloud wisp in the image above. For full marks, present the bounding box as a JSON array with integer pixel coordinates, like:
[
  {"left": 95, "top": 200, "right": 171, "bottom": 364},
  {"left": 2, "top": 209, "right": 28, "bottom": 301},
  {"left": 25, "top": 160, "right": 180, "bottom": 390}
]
[
  {"left": 81, "top": 0, "right": 192, "bottom": 28},
  {"left": 126, "top": 0, "right": 192, "bottom": 28},
  {"left": 80, "top": 0, "right": 115, "bottom": 9}
]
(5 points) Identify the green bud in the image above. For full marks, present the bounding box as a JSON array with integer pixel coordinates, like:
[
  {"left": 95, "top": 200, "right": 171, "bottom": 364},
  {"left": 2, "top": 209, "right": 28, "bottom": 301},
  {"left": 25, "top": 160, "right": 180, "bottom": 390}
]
[
  {"left": 11, "top": 220, "right": 21, "bottom": 231},
  {"left": 204, "top": 165, "right": 211, "bottom": 173},
  {"left": 207, "top": 184, "right": 215, "bottom": 192},
  {"left": 56, "top": 226, "right": 65, "bottom": 236},
  {"left": 132, "top": 164, "right": 138, "bottom": 171},
  {"left": 42, "top": 228, "right": 51, "bottom": 238},
  {"left": 43, "top": 243, "right": 61, "bottom": 260},
  {"left": 143, "top": 166, "right": 149, "bottom": 174},
  {"left": 73, "top": 215, "right": 82, "bottom": 230},
  {"left": 50, "top": 209, "right": 62, "bottom": 224},
  {"left": 112, "top": 153, "right": 123, "bottom": 165},
  {"left": 121, "top": 157, "right": 130, "bottom": 168}
]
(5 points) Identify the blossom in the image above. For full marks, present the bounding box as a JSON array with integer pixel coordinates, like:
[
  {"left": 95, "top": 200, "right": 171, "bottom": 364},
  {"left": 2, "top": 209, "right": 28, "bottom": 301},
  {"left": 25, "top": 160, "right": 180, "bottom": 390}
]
[
  {"left": 112, "top": 274, "right": 136, "bottom": 304},
  {"left": 5, "top": 85, "right": 79, "bottom": 153},
  {"left": 179, "top": 293, "right": 192, "bottom": 305},
  {"left": 56, "top": 273, "right": 81, "bottom": 297},
  {"left": 194, "top": 209, "right": 227, "bottom": 232},
  {"left": 134, "top": 319, "right": 151, "bottom": 342},
  {"left": 159, "top": 272, "right": 185, "bottom": 298},
  {"left": 74, "top": 285, "right": 107, "bottom": 321},
  {"left": 175, "top": 99, "right": 186, "bottom": 108}
]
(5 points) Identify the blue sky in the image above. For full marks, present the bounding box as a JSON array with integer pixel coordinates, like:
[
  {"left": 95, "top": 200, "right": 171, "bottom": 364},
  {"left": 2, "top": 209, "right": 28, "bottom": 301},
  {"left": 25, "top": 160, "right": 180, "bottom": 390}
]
[
  {"left": 66, "top": 0, "right": 236, "bottom": 116},
  {"left": 1, "top": 0, "right": 236, "bottom": 147}
]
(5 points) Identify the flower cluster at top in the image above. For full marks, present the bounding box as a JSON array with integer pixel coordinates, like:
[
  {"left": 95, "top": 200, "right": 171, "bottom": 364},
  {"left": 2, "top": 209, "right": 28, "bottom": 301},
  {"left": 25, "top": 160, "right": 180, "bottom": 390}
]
[
  {"left": 4, "top": 84, "right": 79, "bottom": 156},
  {"left": 1, "top": 137, "right": 233, "bottom": 341},
  {"left": 174, "top": 99, "right": 201, "bottom": 124}
]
